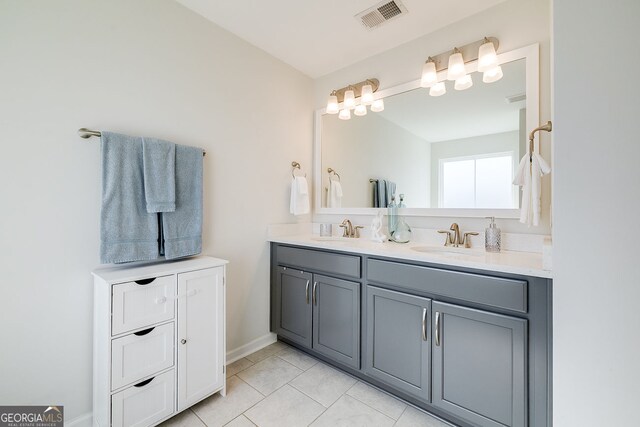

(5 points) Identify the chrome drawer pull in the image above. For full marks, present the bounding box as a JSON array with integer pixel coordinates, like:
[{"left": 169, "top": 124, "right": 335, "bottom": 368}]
[
  {"left": 133, "top": 377, "right": 155, "bottom": 388},
  {"left": 155, "top": 296, "right": 167, "bottom": 304},
  {"left": 312, "top": 282, "right": 318, "bottom": 306},
  {"left": 133, "top": 327, "right": 155, "bottom": 336},
  {"left": 305, "top": 280, "right": 310, "bottom": 304},
  {"left": 134, "top": 277, "right": 156, "bottom": 285},
  {"left": 422, "top": 308, "right": 427, "bottom": 341},
  {"left": 435, "top": 312, "right": 441, "bottom": 346}
]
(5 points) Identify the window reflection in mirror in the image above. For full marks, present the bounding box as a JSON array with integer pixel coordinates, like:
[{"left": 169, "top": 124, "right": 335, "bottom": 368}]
[{"left": 321, "top": 58, "right": 526, "bottom": 209}]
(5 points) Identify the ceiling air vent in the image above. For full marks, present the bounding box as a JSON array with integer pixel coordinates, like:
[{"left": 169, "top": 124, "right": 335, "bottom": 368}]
[{"left": 356, "top": 0, "right": 408, "bottom": 30}]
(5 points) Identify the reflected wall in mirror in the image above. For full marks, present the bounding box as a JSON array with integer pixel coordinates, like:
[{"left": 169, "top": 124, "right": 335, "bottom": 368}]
[{"left": 317, "top": 48, "right": 538, "bottom": 215}]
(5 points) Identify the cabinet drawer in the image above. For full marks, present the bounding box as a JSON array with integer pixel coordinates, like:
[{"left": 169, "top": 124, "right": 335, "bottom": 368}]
[
  {"left": 112, "top": 323, "right": 175, "bottom": 390},
  {"left": 367, "top": 259, "right": 527, "bottom": 313},
  {"left": 112, "top": 275, "right": 176, "bottom": 335},
  {"left": 111, "top": 369, "right": 175, "bottom": 427},
  {"left": 277, "top": 246, "right": 361, "bottom": 279}
]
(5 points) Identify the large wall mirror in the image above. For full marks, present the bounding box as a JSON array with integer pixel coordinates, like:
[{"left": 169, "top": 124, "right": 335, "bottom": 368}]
[{"left": 314, "top": 44, "right": 539, "bottom": 217}]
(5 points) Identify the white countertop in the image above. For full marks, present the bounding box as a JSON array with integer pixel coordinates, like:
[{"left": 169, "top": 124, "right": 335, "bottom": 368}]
[{"left": 268, "top": 234, "right": 552, "bottom": 279}]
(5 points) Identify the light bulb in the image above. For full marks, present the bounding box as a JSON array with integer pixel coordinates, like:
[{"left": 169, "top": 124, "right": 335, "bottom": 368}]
[
  {"left": 477, "top": 39, "right": 498, "bottom": 72},
  {"left": 338, "top": 108, "right": 351, "bottom": 120},
  {"left": 326, "top": 93, "right": 339, "bottom": 114},
  {"left": 371, "top": 99, "right": 384, "bottom": 112},
  {"left": 483, "top": 65, "right": 503, "bottom": 83},
  {"left": 354, "top": 104, "right": 367, "bottom": 116},
  {"left": 361, "top": 84, "right": 374, "bottom": 105},
  {"left": 429, "top": 81, "right": 446, "bottom": 97},
  {"left": 420, "top": 60, "right": 437, "bottom": 88},
  {"left": 344, "top": 89, "right": 355, "bottom": 109},
  {"left": 454, "top": 74, "right": 473, "bottom": 91},
  {"left": 447, "top": 50, "right": 466, "bottom": 81}
]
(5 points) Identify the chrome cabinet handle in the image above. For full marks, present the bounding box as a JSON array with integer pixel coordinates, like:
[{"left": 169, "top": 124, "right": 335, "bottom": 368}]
[
  {"left": 422, "top": 308, "right": 427, "bottom": 341},
  {"left": 312, "top": 282, "right": 318, "bottom": 306},
  {"left": 435, "top": 312, "right": 441, "bottom": 346},
  {"left": 305, "top": 280, "right": 310, "bottom": 304}
]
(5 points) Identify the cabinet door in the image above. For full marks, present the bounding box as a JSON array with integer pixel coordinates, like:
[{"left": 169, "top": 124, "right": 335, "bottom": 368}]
[
  {"left": 432, "top": 301, "right": 527, "bottom": 427},
  {"left": 275, "top": 267, "right": 313, "bottom": 348},
  {"left": 177, "top": 267, "right": 225, "bottom": 411},
  {"left": 312, "top": 275, "right": 360, "bottom": 369},
  {"left": 365, "top": 286, "right": 431, "bottom": 403}
]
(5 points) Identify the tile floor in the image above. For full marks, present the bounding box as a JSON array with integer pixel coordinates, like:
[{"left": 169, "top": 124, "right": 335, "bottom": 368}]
[{"left": 160, "top": 341, "right": 452, "bottom": 427}]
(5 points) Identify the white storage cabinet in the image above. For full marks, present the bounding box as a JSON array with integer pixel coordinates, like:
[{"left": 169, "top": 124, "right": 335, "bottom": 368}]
[{"left": 93, "top": 256, "right": 227, "bottom": 427}]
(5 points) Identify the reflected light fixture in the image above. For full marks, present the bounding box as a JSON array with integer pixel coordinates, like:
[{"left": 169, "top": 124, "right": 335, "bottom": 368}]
[
  {"left": 354, "top": 103, "right": 367, "bottom": 116},
  {"left": 420, "top": 57, "right": 437, "bottom": 88},
  {"left": 483, "top": 65, "right": 503, "bottom": 83},
  {"left": 429, "top": 82, "right": 446, "bottom": 97},
  {"left": 454, "top": 74, "right": 473, "bottom": 91},
  {"left": 326, "top": 78, "right": 382, "bottom": 119},
  {"left": 338, "top": 108, "right": 351, "bottom": 120},
  {"left": 371, "top": 99, "right": 385, "bottom": 112},
  {"left": 326, "top": 90, "right": 339, "bottom": 114},
  {"left": 447, "top": 48, "right": 466, "bottom": 81}
]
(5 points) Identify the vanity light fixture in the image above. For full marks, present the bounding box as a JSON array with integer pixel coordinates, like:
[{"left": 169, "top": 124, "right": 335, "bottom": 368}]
[
  {"left": 420, "top": 57, "right": 438, "bottom": 88},
  {"left": 447, "top": 48, "right": 467, "bottom": 81},
  {"left": 343, "top": 87, "right": 356, "bottom": 109},
  {"left": 326, "top": 91, "right": 339, "bottom": 114},
  {"left": 361, "top": 84, "right": 374, "bottom": 105},
  {"left": 419, "top": 37, "right": 502, "bottom": 97},
  {"left": 326, "top": 78, "right": 381, "bottom": 120}
]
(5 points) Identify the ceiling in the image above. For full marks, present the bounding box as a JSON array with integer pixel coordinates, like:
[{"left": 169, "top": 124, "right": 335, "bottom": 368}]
[{"left": 176, "top": 0, "right": 507, "bottom": 78}]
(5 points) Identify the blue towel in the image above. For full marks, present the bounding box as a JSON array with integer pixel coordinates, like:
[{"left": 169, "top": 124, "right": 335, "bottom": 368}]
[
  {"left": 142, "top": 137, "right": 176, "bottom": 213},
  {"left": 386, "top": 181, "right": 396, "bottom": 206},
  {"left": 162, "top": 144, "right": 203, "bottom": 259},
  {"left": 100, "top": 132, "right": 159, "bottom": 264},
  {"left": 377, "top": 180, "right": 387, "bottom": 208}
]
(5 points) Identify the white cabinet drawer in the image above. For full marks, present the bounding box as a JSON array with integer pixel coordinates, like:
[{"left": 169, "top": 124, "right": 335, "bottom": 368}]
[
  {"left": 112, "top": 275, "right": 176, "bottom": 335},
  {"left": 111, "top": 369, "right": 175, "bottom": 427},
  {"left": 112, "top": 323, "right": 175, "bottom": 390}
]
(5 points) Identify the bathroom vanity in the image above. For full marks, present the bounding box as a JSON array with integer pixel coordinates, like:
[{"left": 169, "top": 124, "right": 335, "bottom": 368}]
[{"left": 269, "top": 237, "right": 551, "bottom": 427}]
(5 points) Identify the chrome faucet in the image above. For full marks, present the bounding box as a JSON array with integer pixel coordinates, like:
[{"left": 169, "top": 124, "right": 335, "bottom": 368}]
[
  {"left": 340, "top": 219, "right": 364, "bottom": 238},
  {"left": 438, "top": 223, "right": 479, "bottom": 248}
]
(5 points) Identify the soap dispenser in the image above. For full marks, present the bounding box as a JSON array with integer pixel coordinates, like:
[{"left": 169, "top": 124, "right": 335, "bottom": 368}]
[{"left": 485, "top": 217, "right": 501, "bottom": 252}]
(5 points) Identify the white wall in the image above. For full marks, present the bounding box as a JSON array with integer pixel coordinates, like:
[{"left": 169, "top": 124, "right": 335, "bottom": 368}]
[
  {"left": 322, "top": 113, "right": 430, "bottom": 208},
  {"left": 429, "top": 130, "right": 520, "bottom": 206},
  {"left": 0, "top": 0, "right": 312, "bottom": 422},
  {"left": 553, "top": 0, "right": 640, "bottom": 425},
  {"left": 314, "top": 0, "right": 551, "bottom": 234}
]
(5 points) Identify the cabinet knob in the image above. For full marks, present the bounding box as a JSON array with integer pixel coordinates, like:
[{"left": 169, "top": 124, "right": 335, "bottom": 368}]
[{"left": 181, "top": 339, "right": 187, "bottom": 345}]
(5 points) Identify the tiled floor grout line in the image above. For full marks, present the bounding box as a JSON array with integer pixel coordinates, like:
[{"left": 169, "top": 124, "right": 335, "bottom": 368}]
[
  {"left": 190, "top": 407, "right": 207, "bottom": 427},
  {"left": 392, "top": 405, "right": 409, "bottom": 427}
]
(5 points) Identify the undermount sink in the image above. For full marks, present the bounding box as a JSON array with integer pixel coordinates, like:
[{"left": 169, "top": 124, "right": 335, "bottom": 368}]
[{"left": 411, "top": 246, "right": 484, "bottom": 257}]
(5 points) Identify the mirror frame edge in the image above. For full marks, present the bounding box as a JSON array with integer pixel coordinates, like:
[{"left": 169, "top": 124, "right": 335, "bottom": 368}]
[{"left": 313, "top": 43, "right": 540, "bottom": 219}]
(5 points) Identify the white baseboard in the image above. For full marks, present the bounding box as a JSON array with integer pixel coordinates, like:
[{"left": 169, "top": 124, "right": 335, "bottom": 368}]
[
  {"left": 66, "top": 412, "right": 92, "bottom": 427},
  {"left": 226, "top": 332, "right": 277, "bottom": 364}
]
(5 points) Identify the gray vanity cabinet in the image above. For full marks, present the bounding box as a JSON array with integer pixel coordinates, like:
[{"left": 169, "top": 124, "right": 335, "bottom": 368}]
[
  {"left": 365, "top": 286, "right": 431, "bottom": 404},
  {"left": 312, "top": 275, "right": 360, "bottom": 368},
  {"left": 274, "top": 265, "right": 360, "bottom": 369},
  {"left": 274, "top": 267, "right": 313, "bottom": 348},
  {"left": 432, "top": 301, "right": 527, "bottom": 427}
]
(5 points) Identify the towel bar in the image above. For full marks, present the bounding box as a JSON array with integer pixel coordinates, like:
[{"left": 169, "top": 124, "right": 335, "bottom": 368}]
[
  {"left": 78, "top": 128, "right": 206, "bottom": 156},
  {"left": 528, "top": 121, "right": 552, "bottom": 161}
]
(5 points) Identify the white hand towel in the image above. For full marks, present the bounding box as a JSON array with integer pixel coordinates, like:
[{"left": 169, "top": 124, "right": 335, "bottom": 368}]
[
  {"left": 328, "top": 179, "right": 343, "bottom": 208},
  {"left": 290, "top": 176, "right": 310, "bottom": 215},
  {"left": 513, "top": 152, "right": 551, "bottom": 226}
]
